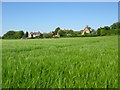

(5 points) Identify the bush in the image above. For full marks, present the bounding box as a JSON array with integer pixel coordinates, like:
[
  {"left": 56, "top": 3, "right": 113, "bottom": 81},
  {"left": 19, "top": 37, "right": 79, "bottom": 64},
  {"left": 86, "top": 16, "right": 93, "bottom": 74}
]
[
  {"left": 43, "top": 33, "right": 53, "bottom": 38},
  {"left": 100, "top": 29, "right": 107, "bottom": 36},
  {"left": 65, "top": 34, "right": 97, "bottom": 37},
  {"left": 2, "top": 31, "right": 24, "bottom": 39},
  {"left": 59, "top": 30, "right": 66, "bottom": 36},
  {"left": 81, "top": 34, "right": 97, "bottom": 37},
  {"left": 35, "top": 34, "right": 43, "bottom": 39}
]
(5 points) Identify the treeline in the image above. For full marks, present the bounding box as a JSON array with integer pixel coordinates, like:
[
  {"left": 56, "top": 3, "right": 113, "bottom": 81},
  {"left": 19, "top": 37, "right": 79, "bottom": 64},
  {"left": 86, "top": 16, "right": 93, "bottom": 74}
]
[
  {"left": 52, "top": 27, "right": 97, "bottom": 37},
  {"left": 34, "top": 27, "right": 97, "bottom": 39},
  {"left": 2, "top": 31, "right": 28, "bottom": 39},
  {"left": 1, "top": 22, "right": 120, "bottom": 39},
  {"left": 97, "top": 22, "right": 120, "bottom": 36},
  {"left": 33, "top": 22, "right": 120, "bottom": 38}
]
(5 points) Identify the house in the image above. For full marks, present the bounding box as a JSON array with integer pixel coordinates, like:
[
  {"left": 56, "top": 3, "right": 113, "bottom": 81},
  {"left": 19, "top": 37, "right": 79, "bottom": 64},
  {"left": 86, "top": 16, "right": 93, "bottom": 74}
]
[
  {"left": 81, "top": 25, "right": 91, "bottom": 35},
  {"left": 28, "top": 32, "right": 41, "bottom": 38}
]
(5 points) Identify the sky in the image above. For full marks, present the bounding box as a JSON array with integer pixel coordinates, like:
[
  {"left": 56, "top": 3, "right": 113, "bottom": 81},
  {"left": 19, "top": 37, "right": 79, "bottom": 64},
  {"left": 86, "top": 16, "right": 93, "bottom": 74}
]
[
  {"left": 2, "top": 2, "right": 118, "bottom": 35},
  {"left": 1, "top": 0, "right": 120, "bottom": 2}
]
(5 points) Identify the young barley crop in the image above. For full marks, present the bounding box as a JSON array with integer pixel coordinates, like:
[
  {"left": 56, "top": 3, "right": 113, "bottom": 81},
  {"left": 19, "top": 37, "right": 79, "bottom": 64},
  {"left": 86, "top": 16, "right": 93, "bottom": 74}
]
[{"left": 2, "top": 36, "right": 118, "bottom": 88}]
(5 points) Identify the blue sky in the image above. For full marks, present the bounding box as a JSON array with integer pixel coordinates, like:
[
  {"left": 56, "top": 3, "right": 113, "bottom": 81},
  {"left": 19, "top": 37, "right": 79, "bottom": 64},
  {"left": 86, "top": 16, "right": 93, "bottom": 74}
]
[
  {"left": 2, "top": 0, "right": 120, "bottom": 2},
  {"left": 2, "top": 2, "right": 118, "bottom": 35}
]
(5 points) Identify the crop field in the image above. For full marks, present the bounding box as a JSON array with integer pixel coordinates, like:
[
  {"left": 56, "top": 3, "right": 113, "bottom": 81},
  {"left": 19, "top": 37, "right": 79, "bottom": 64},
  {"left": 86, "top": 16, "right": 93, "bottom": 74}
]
[{"left": 2, "top": 36, "right": 118, "bottom": 88}]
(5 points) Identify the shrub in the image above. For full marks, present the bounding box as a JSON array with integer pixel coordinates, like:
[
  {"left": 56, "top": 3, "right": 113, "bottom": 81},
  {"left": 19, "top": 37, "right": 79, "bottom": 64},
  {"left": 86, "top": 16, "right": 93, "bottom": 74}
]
[
  {"left": 2, "top": 31, "right": 24, "bottom": 39},
  {"left": 43, "top": 33, "right": 53, "bottom": 38},
  {"left": 82, "top": 34, "right": 97, "bottom": 37}
]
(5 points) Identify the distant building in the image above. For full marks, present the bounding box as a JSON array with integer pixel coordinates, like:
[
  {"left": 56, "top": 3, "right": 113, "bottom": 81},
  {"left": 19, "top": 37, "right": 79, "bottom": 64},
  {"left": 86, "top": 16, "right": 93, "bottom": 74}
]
[
  {"left": 81, "top": 25, "right": 91, "bottom": 35},
  {"left": 28, "top": 32, "right": 41, "bottom": 38}
]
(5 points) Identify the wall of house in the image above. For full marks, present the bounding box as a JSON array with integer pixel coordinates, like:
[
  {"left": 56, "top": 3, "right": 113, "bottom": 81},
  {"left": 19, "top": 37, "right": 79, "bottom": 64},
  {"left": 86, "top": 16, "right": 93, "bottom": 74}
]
[
  {"left": 28, "top": 34, "right": 32, "bottom": 38},
  {"left": 82, "top": 28, "right": 90, "bottom": 35},
  {"left": 28, "top": 33, "right": 40, "bottom": 38}
]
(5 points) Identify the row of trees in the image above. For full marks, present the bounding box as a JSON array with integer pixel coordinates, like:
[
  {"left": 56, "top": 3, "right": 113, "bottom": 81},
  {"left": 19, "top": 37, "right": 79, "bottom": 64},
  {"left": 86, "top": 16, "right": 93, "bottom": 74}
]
[
  {"left": 37, "top": 22, "right": 120, "bottom": 38},
  {"left": 1, "top": 22, "right": 120, "bottom": 39},
  {"left": 36, "top": 22, "right": 120, "bottom": 38},
  {"left": 35, "top": 28, "right": 85, "bottom": 38},
  {"left": 52, "top": 27, "right": 80, "bottom": 37},
  {"left": 97, "top": 22, "right": 120, "bottom": 36},
  {"left": 34, "top": 28, "right": 97, "bottom": 38}
]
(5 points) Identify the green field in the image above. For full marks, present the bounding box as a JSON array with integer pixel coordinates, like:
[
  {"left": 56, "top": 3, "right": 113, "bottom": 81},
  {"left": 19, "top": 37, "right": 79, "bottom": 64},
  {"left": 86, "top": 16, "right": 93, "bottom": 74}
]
[{"left": 2, "top": 36, "right": 118, "bottom": 88}]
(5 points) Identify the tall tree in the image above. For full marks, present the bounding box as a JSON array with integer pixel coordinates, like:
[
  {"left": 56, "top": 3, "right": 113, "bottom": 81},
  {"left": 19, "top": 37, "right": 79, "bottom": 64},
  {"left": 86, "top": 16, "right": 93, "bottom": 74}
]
[
  {"left": 25, "top": 32, "right": 28, "bottom": 37},
  {"left": 19, "top": 31, "right": 24, "bottom": 38},
  {"left": 59, "top": 30, "right": 66, "bottom": 36},
  {"left": 97, "top": 28, "right": 101, "bottom": 36},
  {"left": 54, "top": 27, "right": 61, "bottom": 35},
  {"left": 88, "top": 27, "right": 91, "bottom": 30},
  {"left": 110, "top": 22, "right": 120, "bottom": 29},
  {"left": 103, "top": 26, "right": 110, "bottom": 30}
]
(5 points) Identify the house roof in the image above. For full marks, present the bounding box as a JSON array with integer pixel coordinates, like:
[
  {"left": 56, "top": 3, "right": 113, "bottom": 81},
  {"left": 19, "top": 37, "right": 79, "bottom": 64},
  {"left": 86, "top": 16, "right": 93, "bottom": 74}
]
[{"left": 84, "top": 25, "right": 90, "bottom": 31}]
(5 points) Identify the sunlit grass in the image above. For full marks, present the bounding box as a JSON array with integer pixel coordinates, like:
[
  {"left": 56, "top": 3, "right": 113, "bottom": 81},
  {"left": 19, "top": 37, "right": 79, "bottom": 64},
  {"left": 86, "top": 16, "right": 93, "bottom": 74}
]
[{"left": 2, "top": 36, "right": 118, "bottom": 88}]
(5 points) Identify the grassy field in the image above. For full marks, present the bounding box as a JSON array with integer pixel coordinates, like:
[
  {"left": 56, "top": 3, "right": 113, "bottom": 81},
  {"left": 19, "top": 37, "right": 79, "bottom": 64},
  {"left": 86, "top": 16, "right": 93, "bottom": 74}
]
[{"left": 2, "top": 36, "right": 118, "bottom": 88}]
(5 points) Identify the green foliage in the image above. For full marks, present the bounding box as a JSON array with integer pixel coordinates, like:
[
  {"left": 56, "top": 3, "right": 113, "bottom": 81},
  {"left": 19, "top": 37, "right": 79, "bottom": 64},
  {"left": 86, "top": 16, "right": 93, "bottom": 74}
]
[
  {"left": 67, "top": 30, "right": 74, "bottom": 34},
  {"left": 63, "top": 30, "right": 74, "bottom": 35},
  {"left": 2, "top": 22, "right": 120, "bottom": 39},
  {"left": 91, "top": 29, "right": 95, "bottom": 32},
  {"left": 100, "top": 29, "right": 107, "bottom": 36},
  {"left": 17, "top": 31, "right": 24, "bottom": 38},
  {"left": 25, "top": 32, "right": 28, "bottom": 37},
  {"left": 54, "top": 27, "right": 61, "bottom": 35},
  {"left": 52, "top": 31, "right": 55, "bottom": 35},
  {"left": 3, "top": 31, "right": 16, "bottom": 39},
  {"left": 59, "top": 30, "right": 66, "bottom": 36},
  {"left": 22, "top": 32, "right": 29, "bottom": 38},
  {"left": 104, "top": 26, "right": 110, "bottom": 30},
  {"left": 97, "top": 28, "right": 101, "bottom": 36},
  {"left": 40, "top": 33, "right": 43, "bottom": 38},
  {"left": 91, "top": 29, "right": 96, "bottom": 34},
  {"left": 35, "top": 34, "right": 43, "bottom": 39},
  {"left": 65, "top": 34, "right": 97, "bottom": 37},
  {"left": 84, "top": 32, "right": 88, "bottom": 35},
  {"left": 22, "top": 35, "right": 26, "bottom": 38},
  {"left": 110, "top": 22, "right": 120, "bottom": 29},
  {"left": 107, "top": 29, "right": 118, "bottom": 35},
  {"left": 2, "top": 36, "right": 118, "bottom": 88},
  {"left": 71, "top": 32, "right": 81, "bottom": 36},
  {"left": 97, "top": 23, "right": 119, "bottom": 36},
  {"left": 43, "top": 33, "right": 53, "bottom": 38},
  {"left": 118, "top": 29, "right": 120, "bottom": 35},
  {"left": 88, "top": 27, "right": 91, "bottom": 30},
  {"left": 2, "top": 31, "right": 24, "bottom": 39},
  {"left": 82, "top": 33, "right": 98, "bottom": 37}
]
